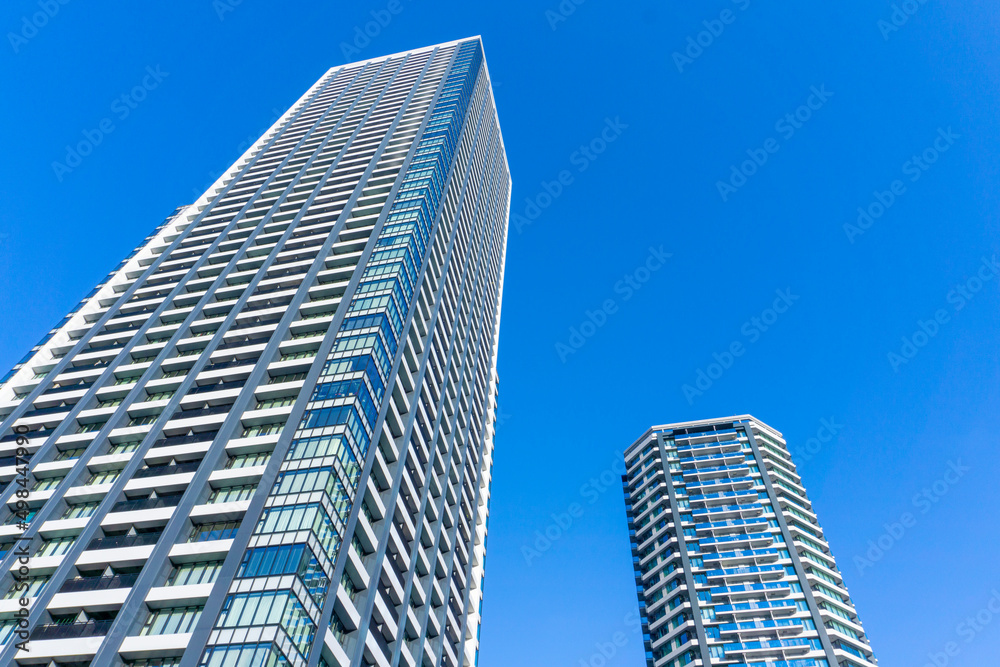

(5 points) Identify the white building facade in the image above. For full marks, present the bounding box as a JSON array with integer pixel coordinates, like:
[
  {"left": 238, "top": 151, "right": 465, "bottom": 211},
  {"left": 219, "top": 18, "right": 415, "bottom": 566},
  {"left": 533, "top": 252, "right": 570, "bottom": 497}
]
[
  {"left": 623, "top": 416, "right": 878, "bottom": 667},
  {"left": 0, "top": 37, "right": 508, "bottom": 667}
]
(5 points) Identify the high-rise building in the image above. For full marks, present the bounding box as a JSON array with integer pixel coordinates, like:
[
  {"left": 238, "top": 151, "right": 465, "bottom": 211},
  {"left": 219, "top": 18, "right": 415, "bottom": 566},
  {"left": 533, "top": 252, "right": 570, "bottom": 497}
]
[
  {"left": 622, "top": 416, "right": 877, "bottom": 667},
  {"left": 0, "top": 37, "right": 508, "bottom": 667}
]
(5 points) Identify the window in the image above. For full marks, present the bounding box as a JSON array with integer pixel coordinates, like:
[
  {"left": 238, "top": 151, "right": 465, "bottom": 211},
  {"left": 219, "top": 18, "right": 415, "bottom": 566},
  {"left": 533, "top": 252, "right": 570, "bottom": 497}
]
[
  {"left": 207, "top": 484, "right": 256, "bottom": 504},
  {"left": 109, "top": 440, "right": 142, "bottom": 455},
  {"left": 32, "top": 476, "right": 65, "bottom": 491},
  {"left": 225, "top": 452, "right": 271, "bottom": 469},
  {"left": 128, "top": 414, "right": 159, "bottom": 427},
  {"left": 190, "top": 521, "right": 241, "bottom": 542},
  {"left": 63, "top": 502, "right": 100, "bottom": 519},
  {"left": 54, "top": 447, "right": 86, "bottom": 461},
  {"left": 36, "top": 537, "right": 75, "bottom": 557},
  {"left": 77, "top": 421, "right": 107, "bottom": 434},
  {"left": 166, "top": 561, "right": 222, "bottom": 587},
  {"left": 240, "top": 423, "right": 283, "bottom": 438},
  {"left": 197, "top": 644, "right": 290, "bottom": 667},
  {"left": 86, "top": 469, "right": 121, "bottom": 486},
  {"left": 145, "top": 391, "right": 175, "bottom": 402},
  {"left": 3, "top": 576, "right": 47, "bottom": 599},
  {"left": 139, "top": 605, "right": 203, "bottom": 635},
  {"left": 217, "top": 591, "right": 314, "bottom": 655}
]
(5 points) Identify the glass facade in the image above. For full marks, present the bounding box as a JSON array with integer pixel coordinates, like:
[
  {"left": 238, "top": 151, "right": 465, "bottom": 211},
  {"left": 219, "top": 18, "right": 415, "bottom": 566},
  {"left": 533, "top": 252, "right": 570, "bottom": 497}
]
[
  {"left": 624, "top": 416, "right": 878, "bottom": 667},
  {"left": 0, "top": 37, "right": 507, "bottom": 667}
]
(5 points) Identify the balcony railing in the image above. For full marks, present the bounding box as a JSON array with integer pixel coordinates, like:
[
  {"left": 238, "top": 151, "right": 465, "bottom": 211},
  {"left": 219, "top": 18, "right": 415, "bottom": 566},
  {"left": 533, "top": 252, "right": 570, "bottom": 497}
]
[
  {"left": 111, "top": 495, "right": 182, "bottom": 513},
  {"left": 151, "top": 431, "right": 218, "bottom": 449},
  {"left": 133, "top": 461, "right": 201, "bottom": 479},
  {"left": 87, "top": 532, "right": 163, "bottom": 550},
  {"left": 32, "top": 620, "right": 114, "bottom": 640},
  {"left": 59, "top": 573, "right": 139, "bottom": 593}
]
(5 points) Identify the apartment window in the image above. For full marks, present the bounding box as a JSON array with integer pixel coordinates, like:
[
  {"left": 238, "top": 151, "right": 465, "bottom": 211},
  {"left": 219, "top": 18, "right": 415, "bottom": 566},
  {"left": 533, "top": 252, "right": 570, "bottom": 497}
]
[
  {"left": 3, "top": 576, "right": 47, "bottom": 599},
  {"left": 145, "top": 391, "right": 176, "bottom": 402},
  {"left": 255, "top": 396, "right": 295, "bottom": 410},
  {"left": 86, "top": 469, "right": 121, "bottom": 486},
  {"left": 77, "top": 421, "right": 107, "bottom": 434},
  {"left": 207, "top": 484, "right": 256, "bottom": 504},
  {"left": 139, "top": 605, "right": 204, "bottom": 635},
  {"left": 128, "top": 414, "right": 159, "bottom": 427},
  {"left": 63, "top": 502, "right": 100, "bottom": 519},
  {"left": 165, "top": 561, "right": 222, "bottom": 587},
  {"left": 268, "top": 372, "right": 307, "bottom": 384},
  {"left": 225, "top": 452, "right": 270, "bottom": 469},
  {"left": 36, "top": 537, "right": 75, "bottom": 557},
  {"left": 31, "top": 476, "right": 65, "bottom": 492},
  {"left": 217, "top": 591, "right": 314, "bottom": 654},
  {"left": 196, "top": 644, "right": 290, "bottom": 667},
  {"left": 98, "top": 397, "right": 124, "bottom": 408},
  {"left": 239, "top": 423, "right": 283, "bottom": 438},
  {"left": 114, "top": 376, "right": 139, "bottom": 386},
  {"left": 161, "top": 370, "right": 188, "bottom": 379},
  {"left": 109, "top": 440, "right": 142, "bottom": 455},
  {"left": 190, "top": 521, "right": 241, "bottom": 542},
  {"left": 54, "top": 447, "right": 86, "bottom": 461}
]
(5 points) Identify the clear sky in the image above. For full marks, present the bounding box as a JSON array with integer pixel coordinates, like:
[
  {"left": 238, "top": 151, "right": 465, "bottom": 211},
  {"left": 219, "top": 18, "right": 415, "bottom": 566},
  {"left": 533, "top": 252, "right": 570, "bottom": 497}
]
[{"left": 2, "top": 1, "right": 999, "bottom": 665}]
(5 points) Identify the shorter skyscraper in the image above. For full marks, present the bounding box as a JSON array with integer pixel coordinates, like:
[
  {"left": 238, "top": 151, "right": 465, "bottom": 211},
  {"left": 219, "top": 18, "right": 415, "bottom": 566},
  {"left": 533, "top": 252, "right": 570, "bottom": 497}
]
[{"left": 622, "top": 415, "right": 877, "bottom": 667}]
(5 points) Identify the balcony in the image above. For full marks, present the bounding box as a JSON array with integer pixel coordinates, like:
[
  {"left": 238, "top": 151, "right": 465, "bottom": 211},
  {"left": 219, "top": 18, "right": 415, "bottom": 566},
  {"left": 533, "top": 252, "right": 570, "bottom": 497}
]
[
  {"left": 32, "top": 619, "right": 114, "bottom": 640},
  {"left": 111, "top": 496, "right": 182, "bottom": 513},
  {"left": 133, "top": 461, "right": 201, "bottom": 479},
  {"left": 152, "top": 431, "right": 219, "bottom": 449},
  {"left": 59, "top": 573, "right": 139, "bottom": 593},
  {"left": 87, "top": 531, "right": 163, "bottom": 550}
]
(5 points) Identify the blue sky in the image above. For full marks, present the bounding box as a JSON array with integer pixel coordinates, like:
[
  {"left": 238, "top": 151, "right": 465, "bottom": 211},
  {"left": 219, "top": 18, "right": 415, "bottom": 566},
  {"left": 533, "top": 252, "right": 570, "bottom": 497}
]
[{"left": 2, "top": 1, "right": 999, "bottom": 665}]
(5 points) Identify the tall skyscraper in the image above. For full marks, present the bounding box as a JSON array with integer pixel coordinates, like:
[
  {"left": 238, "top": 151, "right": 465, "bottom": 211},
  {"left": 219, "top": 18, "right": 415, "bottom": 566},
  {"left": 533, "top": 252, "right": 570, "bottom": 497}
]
[
  {"left": 623, "top": 416, "right": 878, "bottom": 667},
  {"left": 0, "top": 37, "right": 508, "bottom": 667}
]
